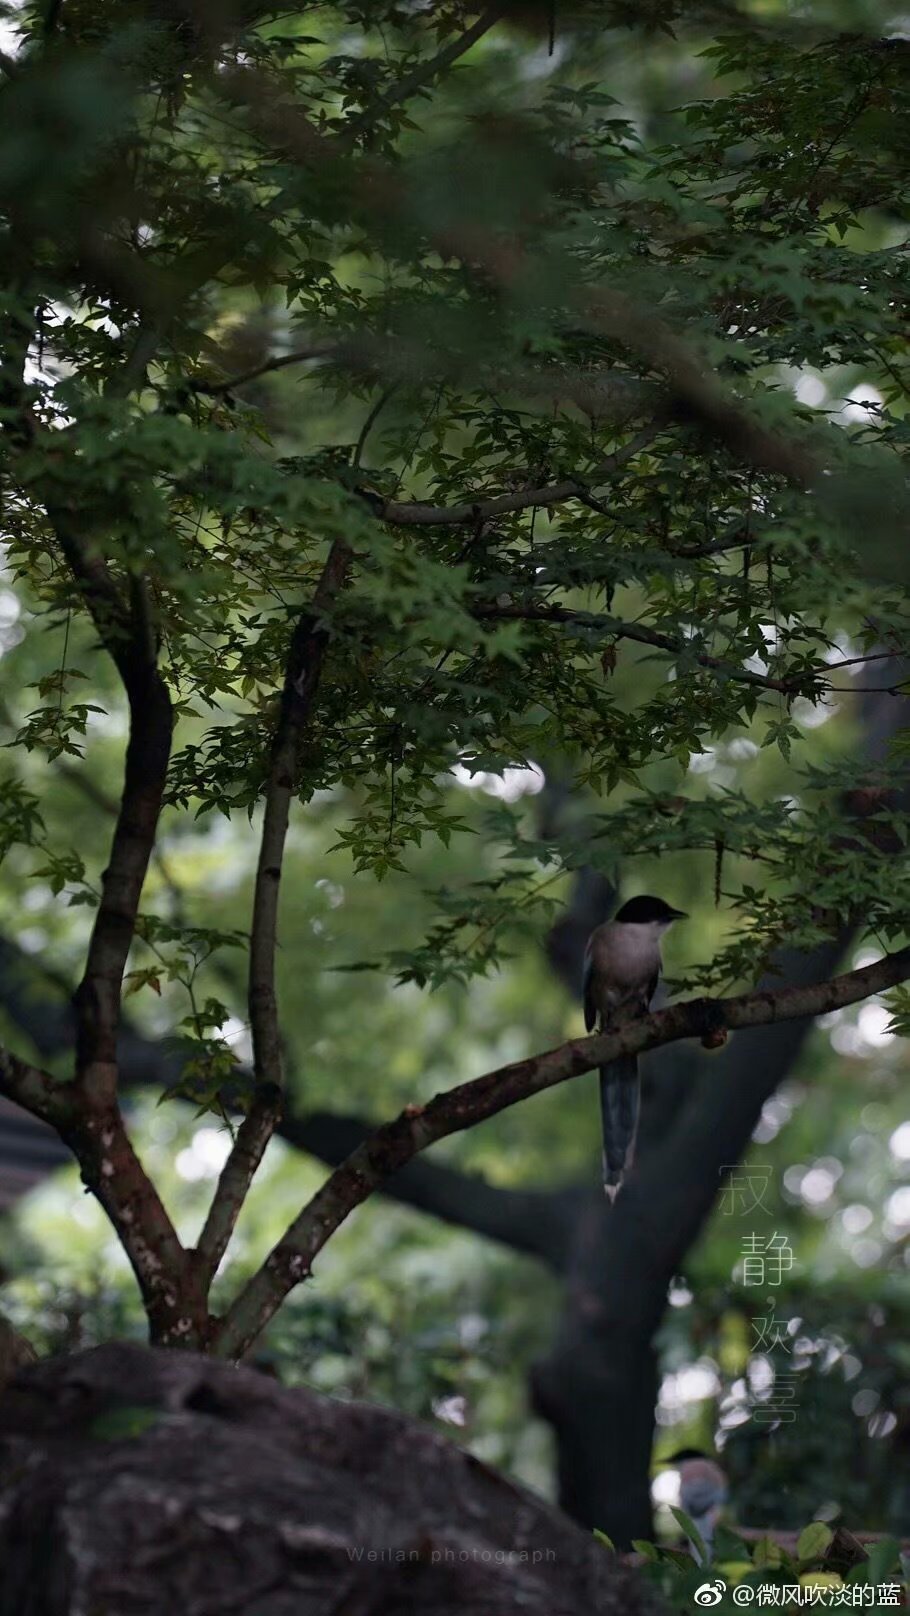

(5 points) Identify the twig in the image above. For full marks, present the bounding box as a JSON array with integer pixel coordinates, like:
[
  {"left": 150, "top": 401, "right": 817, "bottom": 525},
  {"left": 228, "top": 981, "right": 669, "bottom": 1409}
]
[
  {"left": 352, "top": 382, "right": 399, "bottom": 469},
  {"left": 372, "top": 423, "right": 662, "bottom": 526},
  {"left": 340, "top": 4, "right": 508, "bottom": 144},
  {"left": 473, "top": 601, "right": 811, "bottom": 696},
  {"left": 189, "top": 342, "right": 336, "bottom": 396}
]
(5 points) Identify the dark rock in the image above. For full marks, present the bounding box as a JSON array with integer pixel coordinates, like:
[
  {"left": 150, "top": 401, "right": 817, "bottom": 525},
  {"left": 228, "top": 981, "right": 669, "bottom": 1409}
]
[{"left": 0, "top": 1343, "right": 664, "bottom": 1616}]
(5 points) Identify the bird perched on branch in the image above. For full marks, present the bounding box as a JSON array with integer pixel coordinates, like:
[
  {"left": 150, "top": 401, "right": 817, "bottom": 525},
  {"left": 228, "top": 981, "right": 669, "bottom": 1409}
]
[{"left": 583, "top": 894, "right": 686, "bottom": 1200}]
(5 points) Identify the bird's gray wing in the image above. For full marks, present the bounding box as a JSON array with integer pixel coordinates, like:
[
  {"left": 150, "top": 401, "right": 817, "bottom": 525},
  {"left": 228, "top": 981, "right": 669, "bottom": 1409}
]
[{"left": 582, "top": 943, "right": 596, "bottom": 1033}]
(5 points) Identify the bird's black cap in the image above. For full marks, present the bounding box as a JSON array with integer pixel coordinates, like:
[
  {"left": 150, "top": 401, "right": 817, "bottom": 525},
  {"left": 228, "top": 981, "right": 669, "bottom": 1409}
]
[{"left": 614, "top": 895, "right": 687, "bottom": 924}]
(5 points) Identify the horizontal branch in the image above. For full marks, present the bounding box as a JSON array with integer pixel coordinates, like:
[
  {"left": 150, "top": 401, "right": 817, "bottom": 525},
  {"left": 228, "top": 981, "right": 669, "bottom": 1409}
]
[
  {"left": 473, "top": 602, "right": 800, "bottom": 694},
  {"left": 211, "top": 944, "right": 910, "bottom": 1358},
  {"left": 372, "top": 424, "right": 662, "bottom": 527},
  {"left": 478, "top": 607, "right": 907, "bottom": 698},
  {"left": 668, "top": 513, "right": 760, "bottom": 558}
]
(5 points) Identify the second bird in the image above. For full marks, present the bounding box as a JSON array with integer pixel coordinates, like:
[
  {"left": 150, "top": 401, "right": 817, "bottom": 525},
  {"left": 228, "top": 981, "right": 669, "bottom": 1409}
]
[{"left": 583, "top": 895, "right": 686, "bottom": 1200}]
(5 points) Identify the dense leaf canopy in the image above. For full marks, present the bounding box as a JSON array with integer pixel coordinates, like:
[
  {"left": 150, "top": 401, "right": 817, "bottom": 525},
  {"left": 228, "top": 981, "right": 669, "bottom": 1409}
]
[
  {"left": 2, "top": 5, "right": 908, "bottom": 1009},
  {"left": 0, "top": 0, "right": 909, "bottom": 1544}
]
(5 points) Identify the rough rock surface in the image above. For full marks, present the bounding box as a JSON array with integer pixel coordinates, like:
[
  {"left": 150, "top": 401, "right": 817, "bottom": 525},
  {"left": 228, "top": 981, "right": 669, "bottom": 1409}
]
[{"left": 0, "top": 1343, "right": 664, "bottom": 1615}]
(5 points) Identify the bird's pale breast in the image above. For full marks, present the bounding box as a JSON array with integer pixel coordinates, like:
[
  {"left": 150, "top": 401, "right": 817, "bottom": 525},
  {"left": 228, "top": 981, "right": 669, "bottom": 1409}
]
[
  {"left": 589, "top": 922, "right": 661, "bottom": 984},
  {"left": 587, "top": 924, "right": 663, "bottom": 1025}
]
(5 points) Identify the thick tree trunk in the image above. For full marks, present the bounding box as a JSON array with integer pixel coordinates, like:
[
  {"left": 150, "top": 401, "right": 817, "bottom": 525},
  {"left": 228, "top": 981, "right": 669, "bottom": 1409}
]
[
  {"left": 0, "top": 1344, "right": 664, "bottom": 1616},
  {"left": 534, "top": 1323, "right": 658, "bottom": 1543},
  {"left": 532, "top": 1186, "right": 668, "bottom": 1547}
]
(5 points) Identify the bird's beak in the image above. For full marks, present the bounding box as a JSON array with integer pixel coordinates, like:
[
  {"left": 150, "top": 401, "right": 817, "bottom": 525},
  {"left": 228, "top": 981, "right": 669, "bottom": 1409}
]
[{"left": 668, "top": 908, "right": 688, "bottom": 920}]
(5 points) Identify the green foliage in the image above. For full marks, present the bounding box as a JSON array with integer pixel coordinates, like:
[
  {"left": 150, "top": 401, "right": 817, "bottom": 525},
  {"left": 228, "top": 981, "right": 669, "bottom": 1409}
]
[
  {"left": 606, "top": 1515, "right": 906, "bottom": 1612},
  {"left": 0, "top": 1, "right": 907, "bottom": 1038},
  {"left": 131, "top": 914, "right": 250, "bottom": 1110},
  {"left": 883, "top": 985, "right": 910, "bottom": 1037},
  {"left": 0, "top": 0, "right": 909, "bottom": 1525},
  {"left": 0, "top": 779, "right": 43, "bottom": 860}
]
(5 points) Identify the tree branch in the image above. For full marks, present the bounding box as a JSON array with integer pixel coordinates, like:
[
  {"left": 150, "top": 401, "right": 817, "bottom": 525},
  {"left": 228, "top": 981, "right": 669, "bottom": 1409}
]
[
  {"left": 472, "top": 602, "right": 815, "bottom": 695},
  {"left": 220, "top": 68, "right": 825, "bottom": 496},
  {"left": 193, "top": 1083, "right": 283, "bottom": 1288},
  {"left": 0, "top": 266, "right": 196, "bottom": 1331},
  {"left": 281, "top": 1109, "right": 577, "bottom": 1269},
  {"left": 3, "top": 315, "right": 190, "bottom": 1329},
  {"left": 60, "top": 1099, "right": 197, "bottom": 1344},
  {"left": 0, "top": 1043, "right": 72, "bottom": 1131},
  {"left": 579, "top": 289, "right": 820, "bottom": 489},
  {"left": 189, "top": 342, "right": 337, "bottom": 396},
  {"left": 195, "top": 343, "right": 663, "bottom": 518},
  {"left": 52, "top": 527, "right": 173, "bottom": 1098},
  {"left": 211, "top": 944, "right": 910, "bottom": 1358},
  {"left": 206, "top": 538, "right": 355, "bottom": 1263},
  {"left": 352, "top": 382, "right": 399, "bottom": 469},
  {"left": 248, "top": 539, "right": 352, "bottom": 1091},
  {"left": 340, "top": 4, "right": 508, "bottom": 144},
  {"left": 371, "top": 424, "right": 661, "bottom": 527}
]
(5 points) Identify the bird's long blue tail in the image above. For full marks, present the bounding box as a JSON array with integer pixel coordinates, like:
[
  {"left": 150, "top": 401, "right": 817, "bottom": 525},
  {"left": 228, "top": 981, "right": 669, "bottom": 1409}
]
[{"left": 600, "top": 1056, "right": 640, "bottom": 1202}]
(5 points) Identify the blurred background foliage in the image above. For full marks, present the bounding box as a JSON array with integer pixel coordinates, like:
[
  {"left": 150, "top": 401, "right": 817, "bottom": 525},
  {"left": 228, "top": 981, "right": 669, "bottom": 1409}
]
[{"left": 0, "top": 0, "right": 908, "bottom": 1548}]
